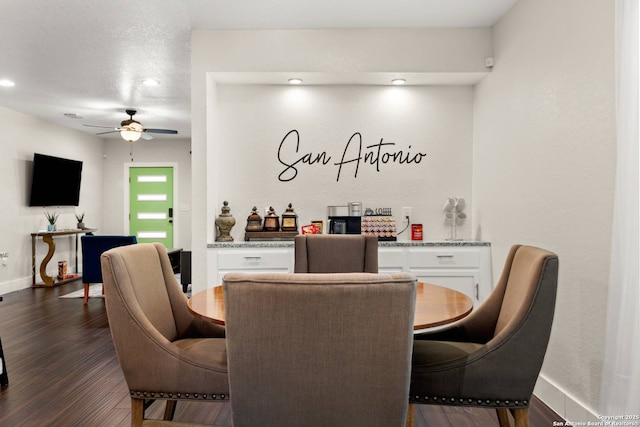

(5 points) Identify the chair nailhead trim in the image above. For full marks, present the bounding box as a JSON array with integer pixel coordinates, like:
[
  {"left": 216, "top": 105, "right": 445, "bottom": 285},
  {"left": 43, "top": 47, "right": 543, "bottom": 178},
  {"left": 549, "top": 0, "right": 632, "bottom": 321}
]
[
  {"left": 409, "top": 395, "right": 529, "bottom": 408},
  {"left": 129, "top": 390, "right": 230, "bottom": 401}
]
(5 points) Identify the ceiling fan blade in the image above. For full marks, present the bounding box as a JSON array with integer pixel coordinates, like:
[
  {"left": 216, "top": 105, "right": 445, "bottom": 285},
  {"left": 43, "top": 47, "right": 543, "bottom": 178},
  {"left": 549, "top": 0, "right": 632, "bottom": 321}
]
[
  {"left": 84, "top": 124, "right": 118, "bottom": 130},
  {"left": 144, "top": 128, "right": 178, "bottom": 134},
  {"left": 95, "top": 130, "right": 119, "bottom": 136},
  {"left": 141, "top": 132, "right": 154, "bottom": 140}
]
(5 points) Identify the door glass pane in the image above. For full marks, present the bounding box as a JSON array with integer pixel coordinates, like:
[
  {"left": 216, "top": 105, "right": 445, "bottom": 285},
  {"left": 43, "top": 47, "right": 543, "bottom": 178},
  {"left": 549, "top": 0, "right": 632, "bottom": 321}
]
[
  {"left": 137, "top": 194, "right": 167, "bottom": 202},
  {"left": 137, "top": 175, "right": 167, "bottom": 183}
]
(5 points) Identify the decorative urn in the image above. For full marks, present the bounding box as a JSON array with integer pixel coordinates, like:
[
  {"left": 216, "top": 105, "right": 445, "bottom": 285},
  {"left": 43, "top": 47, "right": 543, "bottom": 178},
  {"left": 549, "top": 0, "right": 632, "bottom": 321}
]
[
  {"left": 245, "top": 206, "right": 263, "bottom": 232},
  {"left": 263, "top": 206, "right": 280, "bottom": 231},
  {"left": 215, "top": 201, "right": 236, "bottom": 242}
]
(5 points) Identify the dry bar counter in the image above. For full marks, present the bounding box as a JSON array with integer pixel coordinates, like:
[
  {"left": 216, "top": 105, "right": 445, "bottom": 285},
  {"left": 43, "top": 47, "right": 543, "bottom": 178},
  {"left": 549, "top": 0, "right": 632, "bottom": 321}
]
[{"left": 207, "top": 240, "right": 491, "bottom": 304}]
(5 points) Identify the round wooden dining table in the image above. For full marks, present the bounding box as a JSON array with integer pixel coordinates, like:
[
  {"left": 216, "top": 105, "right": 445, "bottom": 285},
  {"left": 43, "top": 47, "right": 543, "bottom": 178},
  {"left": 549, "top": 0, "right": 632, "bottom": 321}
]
[{"left": 188, "top": 281, "right": 473, "bottom": 330}]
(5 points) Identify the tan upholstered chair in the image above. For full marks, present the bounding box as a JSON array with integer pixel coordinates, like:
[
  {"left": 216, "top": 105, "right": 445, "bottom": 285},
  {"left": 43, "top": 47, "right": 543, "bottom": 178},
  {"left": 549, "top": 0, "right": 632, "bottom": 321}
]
[
  {"left": 223, "top": 272, "right": 416, "bottom": 427},
  {"left": 294, "top": 234, "right": 379, "bottom": 273},
  {"left": 101, "top": 243, "right": 228, "bottom": 427},
  {"left": 409, "top": 245, "right": 559, "bottom": 427}
]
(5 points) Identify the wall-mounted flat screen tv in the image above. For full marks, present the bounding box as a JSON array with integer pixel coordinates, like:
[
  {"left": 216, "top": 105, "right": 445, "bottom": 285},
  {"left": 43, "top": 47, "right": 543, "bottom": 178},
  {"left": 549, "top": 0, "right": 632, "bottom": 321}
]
[{"left": 29, "top": 153, "right": 83, "bottom": 207}]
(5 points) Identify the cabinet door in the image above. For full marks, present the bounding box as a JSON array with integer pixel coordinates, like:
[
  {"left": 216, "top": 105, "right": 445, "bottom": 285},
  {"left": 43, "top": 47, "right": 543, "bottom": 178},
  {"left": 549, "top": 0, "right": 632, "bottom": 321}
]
[{"left": 411, "top": 269, "right": 481, "bottom": 303}]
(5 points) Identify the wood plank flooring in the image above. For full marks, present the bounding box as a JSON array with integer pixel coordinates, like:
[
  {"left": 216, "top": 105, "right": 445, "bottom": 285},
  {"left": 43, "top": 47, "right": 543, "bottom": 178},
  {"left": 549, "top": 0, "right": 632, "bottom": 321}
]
[{"left": 0, "top": 281, "right": 564, "bottom": 427}]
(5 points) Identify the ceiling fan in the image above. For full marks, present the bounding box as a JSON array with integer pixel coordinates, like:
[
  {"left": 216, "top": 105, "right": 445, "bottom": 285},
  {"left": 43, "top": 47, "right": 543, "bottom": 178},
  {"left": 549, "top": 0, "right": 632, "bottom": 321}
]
[{"left": 84, "top": 109, "right": 178, "bottom": 142}]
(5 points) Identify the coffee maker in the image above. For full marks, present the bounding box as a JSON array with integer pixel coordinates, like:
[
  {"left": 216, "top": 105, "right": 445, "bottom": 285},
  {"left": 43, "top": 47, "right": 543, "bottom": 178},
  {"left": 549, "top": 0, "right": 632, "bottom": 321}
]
[{"left": 327, "top": 203, "right": 362, "bottom": 234}]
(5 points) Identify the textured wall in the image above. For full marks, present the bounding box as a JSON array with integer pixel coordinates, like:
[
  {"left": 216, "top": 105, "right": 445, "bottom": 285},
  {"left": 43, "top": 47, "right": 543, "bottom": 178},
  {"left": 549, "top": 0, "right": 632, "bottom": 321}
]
[
  {"left": 214, "top": 84, "right": 473, "bottom": 242},
  {"left": 101, "top": 138, "right": 193, "bottom": 249},
  {"left": 191, "top": 28, "right": 492, "bottom": 288},
  {"left": 0, "top": 106, "right": 104, "bottom": 294},
  {"left": 472, "top": 0, "right": 615, "bottom": 416}
]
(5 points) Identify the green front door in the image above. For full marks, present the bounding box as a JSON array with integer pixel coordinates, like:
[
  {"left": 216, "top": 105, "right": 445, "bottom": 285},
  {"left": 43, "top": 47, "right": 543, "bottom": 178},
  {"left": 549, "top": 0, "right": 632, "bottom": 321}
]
[{"left": 129, "top": 167, "right": 174, "bottom": 248}]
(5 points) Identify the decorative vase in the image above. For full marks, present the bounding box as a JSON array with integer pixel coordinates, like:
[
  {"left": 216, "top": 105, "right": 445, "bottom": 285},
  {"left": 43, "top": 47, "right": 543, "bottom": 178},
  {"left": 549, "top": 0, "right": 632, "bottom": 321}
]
[
  {"left": 245, "top": 206, "right": 263, "bottom": 232},
  {"left": 47, "top": 224, "right": 56, "bottom": 232},
  {"left": 77, "top": 222, "right": 85, "bottom": 230},
  {"left": 263, "top": 207, "right": 280, "bottom": 231},
  {"left": 215, "top": 201, "right": 236, "bottom": 242}
]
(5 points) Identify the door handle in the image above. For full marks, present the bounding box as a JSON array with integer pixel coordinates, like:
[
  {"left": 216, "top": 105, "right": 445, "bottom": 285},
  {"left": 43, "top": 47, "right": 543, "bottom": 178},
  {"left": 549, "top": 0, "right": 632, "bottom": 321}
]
[{"left": 168, "top": 208, "right": 174, "bottom": 218}]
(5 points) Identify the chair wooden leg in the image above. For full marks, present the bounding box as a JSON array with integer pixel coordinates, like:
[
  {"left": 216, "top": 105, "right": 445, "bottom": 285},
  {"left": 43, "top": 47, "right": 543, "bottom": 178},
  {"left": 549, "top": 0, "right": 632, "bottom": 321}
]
[
  {"left": 513, "top": 408, "right": 529, "bottom": 427},
  {"left": 130, "top": 397, "right": 144, "bottom": 427},
  {"left": 405, "top": 403, "right": 414, "bottom": 427},
  {"left": 496, "top": 408, "right": 511, "bottom": 427},
  {"left": 83, "top": 283, "right": 89, "bottom": 304},
  {"left": 163, "top": 400, "right": 177, "bottom": 421}
]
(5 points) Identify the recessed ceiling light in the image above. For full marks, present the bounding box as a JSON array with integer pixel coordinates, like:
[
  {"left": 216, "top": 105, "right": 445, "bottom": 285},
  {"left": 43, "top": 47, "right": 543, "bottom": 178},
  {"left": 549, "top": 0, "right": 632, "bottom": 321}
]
[
  {"left": 142, "top": 79, "right": 159, "bottom": 86},
  {"left": 288, "top": 78, "right": 303, "bottom": 85},
  {"left": 391, "top": 79, "right": 406, "bottom": 85},
  {"left": 0, "top": 79, "right": 15, "bottom": 87}
]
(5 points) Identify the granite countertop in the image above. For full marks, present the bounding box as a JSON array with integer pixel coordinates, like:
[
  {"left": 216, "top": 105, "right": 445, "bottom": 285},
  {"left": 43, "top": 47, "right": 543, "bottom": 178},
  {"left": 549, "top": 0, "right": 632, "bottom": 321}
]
[{"left": 208, "top": 240, "right": 490, "bottom": 248}]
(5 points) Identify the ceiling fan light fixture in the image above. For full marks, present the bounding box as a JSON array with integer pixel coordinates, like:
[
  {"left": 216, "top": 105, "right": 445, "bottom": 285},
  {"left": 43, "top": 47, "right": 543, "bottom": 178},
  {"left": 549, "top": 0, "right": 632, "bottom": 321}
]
[
  {"left": 120, "top": 122, "right": 143, "bottom": 142},
  {"left": 85, "top": 109, "right": 176, "bottom": 140}
]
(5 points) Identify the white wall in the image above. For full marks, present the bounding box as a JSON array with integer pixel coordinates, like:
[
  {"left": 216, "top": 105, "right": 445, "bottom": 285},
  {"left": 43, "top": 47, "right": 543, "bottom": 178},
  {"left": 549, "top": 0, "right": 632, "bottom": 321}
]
[
  {"left": 102, "top": 138, "right": 192, "bottom": 249},
  {"left": 214, "top": 84, "right": 473, "bottom": 242},
  {"left": 0, "top": 105, "right": 192, "bottom": 295},
  {"left": 192, "top": 28, "right": 492, "bottom": 289},
  {"left": 192, "top": 17, "right": 618, "bottom": 416},
  {"left": 0, "top": 105, "right": 104, "bottom": 294},
  {"left": 472, "top": 0, "right": 615, "bottom": 419}
]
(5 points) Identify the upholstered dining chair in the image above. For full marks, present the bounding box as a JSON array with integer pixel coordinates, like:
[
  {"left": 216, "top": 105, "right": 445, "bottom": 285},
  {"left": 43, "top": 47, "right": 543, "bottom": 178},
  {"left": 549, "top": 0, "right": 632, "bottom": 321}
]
[
  {"left": 223, "top": 272, "right": 417, "bottom": 427},
  {"left": 81, "top": 235, "right": 137, "bottom": 304},
  {"left": 409, "top": 244, "right": 559, "bottom": 427},
  {"left": 101, "top": 243, "right": 228, "bottom": 427},
  {"left": 294, "top": 234, "right": 379, "bottom": 273}
]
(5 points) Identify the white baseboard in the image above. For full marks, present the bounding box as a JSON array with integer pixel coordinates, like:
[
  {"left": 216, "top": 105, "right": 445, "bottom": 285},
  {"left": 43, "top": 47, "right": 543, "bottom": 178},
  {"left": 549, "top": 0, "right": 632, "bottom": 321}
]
[
  {"left": 535, "top": 374, "right": 599, "bottom": 423},
  {"left": 0, "top": 276, "right": 32, "bottom": 296}
]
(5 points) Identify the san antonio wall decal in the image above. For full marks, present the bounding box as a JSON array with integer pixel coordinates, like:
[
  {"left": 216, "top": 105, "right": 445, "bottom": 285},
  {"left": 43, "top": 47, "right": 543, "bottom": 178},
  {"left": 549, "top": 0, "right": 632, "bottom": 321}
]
[{"left": 277, "top": 129, "right": 428, "bottom": 182}]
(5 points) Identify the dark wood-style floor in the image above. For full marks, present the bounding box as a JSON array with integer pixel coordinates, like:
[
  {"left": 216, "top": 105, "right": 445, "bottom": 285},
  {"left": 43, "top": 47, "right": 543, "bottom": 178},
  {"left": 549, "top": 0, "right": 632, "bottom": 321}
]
[{"left": 0, "top": 281, "right": 564, "bottom": 427}]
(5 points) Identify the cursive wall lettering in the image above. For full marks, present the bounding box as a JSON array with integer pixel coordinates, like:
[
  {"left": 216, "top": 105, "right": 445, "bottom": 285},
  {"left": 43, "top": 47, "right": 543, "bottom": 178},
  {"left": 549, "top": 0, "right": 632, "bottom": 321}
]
[
  {"left": 277, "top": 129, "right": 427, "bottom": 182},
  {"left": 277, "top": 130, "right": 332, "bottom": 182}
]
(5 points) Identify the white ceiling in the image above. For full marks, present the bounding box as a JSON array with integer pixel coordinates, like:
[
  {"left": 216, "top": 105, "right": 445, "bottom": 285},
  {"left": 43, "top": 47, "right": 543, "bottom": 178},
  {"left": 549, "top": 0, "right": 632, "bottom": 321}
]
[{"left": 0, "top": 0, "right": 518, "bottom": 140}]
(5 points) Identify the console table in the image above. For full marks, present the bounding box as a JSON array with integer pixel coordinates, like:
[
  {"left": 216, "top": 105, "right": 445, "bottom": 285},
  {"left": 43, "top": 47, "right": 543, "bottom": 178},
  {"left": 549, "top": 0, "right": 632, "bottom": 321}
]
[{"left": 31, "top": 228, "right": 97, "bottom": 287}]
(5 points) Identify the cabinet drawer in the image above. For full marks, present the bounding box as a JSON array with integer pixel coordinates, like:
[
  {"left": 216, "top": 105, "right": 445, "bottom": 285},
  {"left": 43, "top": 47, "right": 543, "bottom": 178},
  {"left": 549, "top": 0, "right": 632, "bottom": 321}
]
[
  {"left": 409, "top": 249, "right": 480, "bottom": 268},
  {"left": 218, "top": 249, "right": 292, "bottom": 270},
  {"left": 378, "top": 248, "right": 405, "bottom": 270}
]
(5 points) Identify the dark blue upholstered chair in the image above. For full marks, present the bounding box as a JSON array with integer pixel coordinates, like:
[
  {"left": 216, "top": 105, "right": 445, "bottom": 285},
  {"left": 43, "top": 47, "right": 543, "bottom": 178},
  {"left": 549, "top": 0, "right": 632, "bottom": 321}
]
[{"left": 81, "top": 235, "right": 137, "bottom": 304}]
